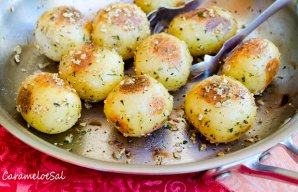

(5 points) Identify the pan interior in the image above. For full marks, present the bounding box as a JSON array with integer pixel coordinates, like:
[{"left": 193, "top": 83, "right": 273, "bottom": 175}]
[{"left": 0, "top": 0, "right": 297, "bottom": 167}]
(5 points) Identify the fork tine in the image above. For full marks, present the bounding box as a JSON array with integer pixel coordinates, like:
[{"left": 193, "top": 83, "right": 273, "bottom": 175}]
[
  {"left": 190, "top": 60, "right": 210, "bottom": 76},
  {"left": 147, "top": 10, "right": 158, "bottom": 26},
  {"left": 152, "top": 22, "right": 165, "bottom": 34},
  {"left": 148, "top": 13, "right": 157, "bottom": 23},
  {"left": 149, "top": 17, "right": 159, "bottom": 29},
  {"left": 147, "top": 9, "right": 158, "bottom": 21}
]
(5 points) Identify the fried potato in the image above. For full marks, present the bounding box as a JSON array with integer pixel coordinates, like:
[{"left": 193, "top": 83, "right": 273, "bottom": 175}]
[
  {"left": 16, "top": 72, "right": 81, "bottom": 134},
  {"left": 104, "top": 75, "right": 173, "bottom": 137},
  {"left": 185, "top": 75, "right": 256, "bottom": 143}
]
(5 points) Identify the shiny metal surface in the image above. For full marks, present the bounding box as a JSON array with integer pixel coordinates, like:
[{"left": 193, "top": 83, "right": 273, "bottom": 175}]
[{"left": 0, "top": 0, "right": 297, "bottom": 174}]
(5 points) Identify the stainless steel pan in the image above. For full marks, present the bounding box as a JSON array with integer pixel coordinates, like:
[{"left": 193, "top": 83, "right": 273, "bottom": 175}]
[{"left": 0, "top": 0, "right": 297, "bottom": 182}]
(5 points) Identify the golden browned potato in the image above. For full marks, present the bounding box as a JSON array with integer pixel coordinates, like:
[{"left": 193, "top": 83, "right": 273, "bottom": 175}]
[
  {"left": 34, "top": 6, "right": 92, "bottom": 61},
  {"left": 92, "top": 3, "right": 150, "bottom": 60},
  {"left": 59, "top": 44, "right": 124, "bottom": 102},
  {"left": 168, "top": 6, "right": 237, "bottom": 56},
  {"left": 104, "top": 75, "right": 173, "bottom": 137},
  {"left": 222, "top": 38, "right": 281, "bottom": 95},
  {"left": 134, "top": 33, "right": 193, "bottom": 91},
  {"left": 185, "top": 75, "right": 256, "bottom": 143},
  {"left": 134, "top": 0, "right": 185, "bottom": 14},
  {"left": 16, "top": 72, "right": 81, "bottom": 134}
]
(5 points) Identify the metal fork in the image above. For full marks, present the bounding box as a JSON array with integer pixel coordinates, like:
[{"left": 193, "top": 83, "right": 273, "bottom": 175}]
[
  {"left": 147, "top": 0, "right": 205, "bottom": 34},
  {"left": 190, "top": 0, "right": 293, "bottom": 78}
]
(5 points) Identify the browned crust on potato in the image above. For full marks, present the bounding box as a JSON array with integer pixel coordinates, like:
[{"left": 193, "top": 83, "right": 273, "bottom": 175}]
[
  {"left": 149, "top": 97, "right": 166, "bottom": 115},
  {"left": 119, "top": 75, "right": 151, "bottom": 94},
  {"left": 45, "top": 6, "right": 83, "bottom": 25},
  {"left": 67, "top": 44, "right": 97, "bottom": 72},
  {"left": 192, "top": 76, "right": 249, "bottom": 105},
  {"left": 227, "top": 38, "right": 269, "bottom": 61},
  {"left": 95, "top": 3, "right": 144, "bottom": 31},
  {"left": 108, "top": 115, "right": 131, "bottom": 135},
  {"left": 181, "top": 7, "right": 221, "bottom": 21},
  {"left": 17, "top": 86, "right": 33, "bottom": 115},
  {"left": 149, "top": 34, "right": 182, "bottom": 69},
  {"left": 266, "top": 58, "right": 280, "bottom": 84},
  {"left": 33, "top": 73, "right": 66, "bottom": 88},
  {"left": 83, "top": 21, "right": 93, "bottom": 35},
  {"left": 17, "top": 73, "right": 70, "bottom": 108}
]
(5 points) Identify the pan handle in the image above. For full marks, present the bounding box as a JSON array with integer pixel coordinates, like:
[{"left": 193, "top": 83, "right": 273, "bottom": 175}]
[{"left": 204, "top": 136, "right": 298, "bottom": 186}]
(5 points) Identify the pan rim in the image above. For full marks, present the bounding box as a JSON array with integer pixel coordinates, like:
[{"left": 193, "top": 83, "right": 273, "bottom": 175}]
[
  {"left": 0, "top": 0, "right": 297, "bottom": 175},
  {"left": 0, "top": 106, "right": 297, "bottom": 175}
]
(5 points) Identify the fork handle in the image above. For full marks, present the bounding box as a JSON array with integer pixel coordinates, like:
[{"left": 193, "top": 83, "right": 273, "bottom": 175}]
[
  {"left": 217, "top": 0, "right": 292, "bottom": 59},
  {"left": 215, "top": 0, "right": 292, "bottom": 61},
  {"left": 191, "top": 0, "right": 292, "bottom": 76}
]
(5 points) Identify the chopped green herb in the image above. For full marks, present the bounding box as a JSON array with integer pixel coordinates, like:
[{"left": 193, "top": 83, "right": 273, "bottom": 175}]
[
  {"left": 241, "top": 76, "right": 246, "bottom": 82},
  {"left": 197, "top": 12, "right": 206, "bottom": 18},
  {"left": 53, "top": 102, "right": 60, "bottom": 107}
]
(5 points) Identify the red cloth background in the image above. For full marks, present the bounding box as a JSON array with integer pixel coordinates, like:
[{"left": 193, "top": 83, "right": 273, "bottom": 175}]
[
  {"left": 1, "top": 124, "right": 298, "bottom": 192},
  {"left": 0, "top": 126, "right": 231, "bottom": 192}
]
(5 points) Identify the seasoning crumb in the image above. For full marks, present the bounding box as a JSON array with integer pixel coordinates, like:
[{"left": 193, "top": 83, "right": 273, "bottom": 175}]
[
  {"left": 155, "top": 156, "right": 163, "bottom": 165},
  {"left": 190, "top": 132, "right": 197, "bottom": 144},
  {"left": 38, "top": 62, "right": 51, "bottom": 69},
  {"left": 169, "top": 125, "right": 178, "bottom": 131},
  {"left": 198, "top": 114, "right": 204, "bottom": 121},
  {"left": 245, "top": 137, "right": 255, "bottom": 143},
  {"left": 16, "top": 105, "right": 21, "bottom": 112},
  {"left": 289, "top": 103, "right": 294, "bottom": 108},
  {"left": 14, "top": 45, "right": 22, "bottom": 54},
  {"left": 14, "top": 54, "right": 20, "bottom": 63},
  {"left": 257, "top": 99, "right": 265, "bottom": 106},
  {"left": 84, "top": 102, "right": 93, "bottom": 109},
  {"left": 199, "top": 144, "right": 207, "bottom": 151},
  {"left": 175, "top": 142, "right": 181, "bottom": 147},
  {"left": 217, "top": 151, "right": 225, "bottom": 157},
  {"left": 175, "top": 147, "right": 183, "bottom": 153},
  {"left": 80, "top": 122, "right": 87, "bottom": 127},
  {"left": 71, "top": 58, "right": 81, "bottom": 65},
  {"left": 112, "top": 148, "right": 126, "bottom": 160},
  {"left": 64, "top": 134, "right": 73, "bottom": 143},
  {"left": 13, "top": 45, "right": 22, "bottom": 63},
  {"left": 173, "top": 152, "right": 181, "bottom": 159}
]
